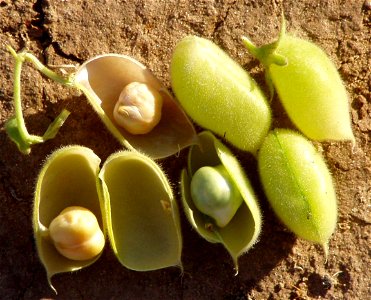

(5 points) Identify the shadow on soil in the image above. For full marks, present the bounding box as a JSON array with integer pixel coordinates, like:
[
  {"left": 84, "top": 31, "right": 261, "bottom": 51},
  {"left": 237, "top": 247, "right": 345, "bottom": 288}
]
[{"left": 0, "top": 95, "right": 297, "bottom": 300}]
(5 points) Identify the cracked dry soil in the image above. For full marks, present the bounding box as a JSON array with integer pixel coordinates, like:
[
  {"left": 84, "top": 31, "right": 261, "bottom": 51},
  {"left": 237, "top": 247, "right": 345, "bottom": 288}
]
[{"left": 0, "top": 0, "right": 370, "bottom": 299}]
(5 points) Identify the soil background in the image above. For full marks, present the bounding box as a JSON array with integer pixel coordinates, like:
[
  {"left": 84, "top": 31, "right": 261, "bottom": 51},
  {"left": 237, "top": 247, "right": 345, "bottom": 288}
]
[{"left": 0, "top": 0, "right": 370, "bottom": 299}]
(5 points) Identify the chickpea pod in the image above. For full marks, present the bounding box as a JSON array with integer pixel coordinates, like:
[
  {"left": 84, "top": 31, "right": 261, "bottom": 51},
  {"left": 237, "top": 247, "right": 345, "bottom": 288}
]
[
  {"left": 48, "top": 206, "right": 105, "bottom": 261},
  {"left": 99, "top": 151, "right": 182, "bottom": 271},
  {"left": 181, "top": 131, "right": 262, "bottom": 271},
  {"left": 242, "top": 17, "right": 354, "bottom": 142},
  {"left": 33, "top": 146, "right": 104, "bottom": 292},
  {"left": 74, "top": 54, "right": 197, "bottom": 159},
  {"left": 171, "top": 36, "right": 271, "bottom": 154},
  {"left": 258, "top": 129, "right": 337, "bottom": 256}
]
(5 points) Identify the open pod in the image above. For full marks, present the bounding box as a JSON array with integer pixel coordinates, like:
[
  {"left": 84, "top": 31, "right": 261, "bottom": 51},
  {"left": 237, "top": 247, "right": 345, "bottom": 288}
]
[
  {"left": 99, "top": 151, "right": 182, "bottom": 271},
  {"left": 180, "top": 131, "right": 262, "bottom": 270},
  {"left": 33, "top": 146, "right": 105, "bottom": 292},
  {"left": 74, "top": 54, "right": 197, "bottom": 159}
]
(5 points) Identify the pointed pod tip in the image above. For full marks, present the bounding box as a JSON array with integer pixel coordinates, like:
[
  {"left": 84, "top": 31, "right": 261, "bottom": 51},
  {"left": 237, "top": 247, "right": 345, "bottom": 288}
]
[
  {"left": 47, "top": 274, "right": 58, "bottom": 295},
  {"left": 21, "top": 147, "right": 32, "bottom": 155},
  {"left": 322, "top": 242, "right": 329, "bottom": 262},
  {"left": 233, "top": 260, "right": 239, "bottom": 276},
  {"left": 178, "top": 262, "right": 184, "bottom": 275}
]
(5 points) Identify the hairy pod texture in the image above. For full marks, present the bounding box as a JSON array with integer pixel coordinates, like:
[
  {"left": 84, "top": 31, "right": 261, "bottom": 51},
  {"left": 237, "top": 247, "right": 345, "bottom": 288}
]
[
  {"left": 258, "top": 129, "right": 337, "bottom": 255},
  {"left": 242, "top": 19, "right": 354, "bottom": 143},
  {"left": 181, "top": 131, "right": 262, "bottom": 270},
  {"left": 171, "top": 36, "right": 271, "bottom": 154}
]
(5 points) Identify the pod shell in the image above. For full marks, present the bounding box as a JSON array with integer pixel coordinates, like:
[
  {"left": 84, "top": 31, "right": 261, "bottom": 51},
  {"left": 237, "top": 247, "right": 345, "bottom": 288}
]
[
  {"left": 99, "top": 151, "right": 182, "bottom": 271},
  {"left": 171, "top": 36, "right": 271, "bottom": 154},
  {"left": 243, "top": 24, "right": 354, "bottom": 142},
  {"left": 74, "top": 54, "right": 197, "bottom": 159},
  {"left": 270, "top": 36, "right": 353, "bottom": 141},
  {"left": 33, "top": 146, "right": 104, "bottom": 291},
  {"left": 181, "top": 131, "right": 262, "bottom": 269},
  {"left": 258, "top": 129, "right": 337, "bottom": 251}
]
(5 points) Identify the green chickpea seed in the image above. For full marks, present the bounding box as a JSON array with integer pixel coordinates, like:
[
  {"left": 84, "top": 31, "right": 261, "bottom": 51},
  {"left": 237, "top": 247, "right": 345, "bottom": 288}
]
[
  {"left": 190, "top": 165, "right": 243, "bottom": 228},
  {"left": 181, "top": 131, "right": 262, "bottom": 270}
]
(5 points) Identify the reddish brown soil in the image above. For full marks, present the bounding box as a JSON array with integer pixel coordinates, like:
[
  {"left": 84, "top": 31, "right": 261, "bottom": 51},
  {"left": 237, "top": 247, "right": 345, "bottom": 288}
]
[{"left": 0, "top": 1, "right": 370, "bottom": 299}]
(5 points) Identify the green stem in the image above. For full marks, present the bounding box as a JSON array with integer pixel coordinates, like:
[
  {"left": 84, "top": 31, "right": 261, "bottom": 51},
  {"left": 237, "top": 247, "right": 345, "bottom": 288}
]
[
  {"left": 23, "top": 52, "right": 74, "bottom": 86},
  {"left": 241, "top": 15, "right": 288, "bottom": 99},
  {"left": 241, "top": 14, "right": 288, "bottom": 68},
  {"left": 11, "top": 47, "right": 43, "bottom": 144},
  {"left": 6, "top": 46, "right": 72, "bottom": 154}
]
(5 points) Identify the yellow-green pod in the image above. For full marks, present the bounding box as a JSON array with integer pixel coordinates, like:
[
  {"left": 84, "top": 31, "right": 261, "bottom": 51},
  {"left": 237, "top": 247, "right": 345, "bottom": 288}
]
[
  {"left": 33, "top": 146, "right": 105, "bottom": 292},
  {"left": 74, "top": 54, "right": 197, "bottom": 159},
  {"left": 99, "top": 151, "right": 182, "bottom": 271},
  {"left": 242, "top": 18, "right": 354, "bottom": 143},
  {"left": 171, "top": 36, "right": 271, "bottom": 154},
  {"left": 258, "top": 129, "right": 337, "bottom": 255},
  {"left": 180, "top": 131, "right": 262, "bottom": 270}
]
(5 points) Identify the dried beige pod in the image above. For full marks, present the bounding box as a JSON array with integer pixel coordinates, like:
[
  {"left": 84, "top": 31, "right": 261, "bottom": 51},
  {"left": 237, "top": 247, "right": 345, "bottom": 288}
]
[
  {"left": 74, "top": 54, "right": 197, "bottom": 159},
  {"left": 33, "top": 146, "right": 105, "bottom": 292},
  {"left": 180, "top": 131, "right": 262, "bottom": 271},
  {"left": 99, "top": 150, "right": 182, "bottom": 271}
]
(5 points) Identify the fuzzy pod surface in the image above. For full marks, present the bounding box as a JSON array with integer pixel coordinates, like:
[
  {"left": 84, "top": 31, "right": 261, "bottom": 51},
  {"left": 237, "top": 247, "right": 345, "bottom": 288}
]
[
  {"left": 181, "top": 131, "right": 262, "bottom": 270},
  {"left": 33, "top": 146, "right": 105, "bottom": 292},
  {"left": 242, "top": 19, "right": 354, "bottom": 143},
  {"left": 258, "top": 129, "right": 337, "bottom": 255},
  {"left": 171, "top": 36, "right": 271, "bottom": 154},
  {"left": 99, "top": 151, "right": 182, "bottom": 271}
]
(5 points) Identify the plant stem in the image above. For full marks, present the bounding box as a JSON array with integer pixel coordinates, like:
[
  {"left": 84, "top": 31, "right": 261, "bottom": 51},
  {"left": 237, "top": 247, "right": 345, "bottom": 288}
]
[
  {"left": 6, "top": 46, "right": 71, "bottom": 153},
  {"left": 10, "top": 47, "right": 43, "bottom": 144},
  {"left": 23, "top": 52, "right": 74, "bottom": 86}
]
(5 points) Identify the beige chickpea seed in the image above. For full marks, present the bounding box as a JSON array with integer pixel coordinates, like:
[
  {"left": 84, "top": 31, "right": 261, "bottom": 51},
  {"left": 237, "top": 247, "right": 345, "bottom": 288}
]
[
  {"left": 113, "top": 82, "right": 163, "bottom": 135},
  {"left": 49, "top": 206, "right": 105, "bottom": 261}
]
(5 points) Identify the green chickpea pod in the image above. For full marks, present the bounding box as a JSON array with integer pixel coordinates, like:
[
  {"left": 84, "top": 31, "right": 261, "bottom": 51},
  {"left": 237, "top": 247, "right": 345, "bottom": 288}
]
[{"left": 181, "top": 131, "right": 262, "bottom": 270}]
